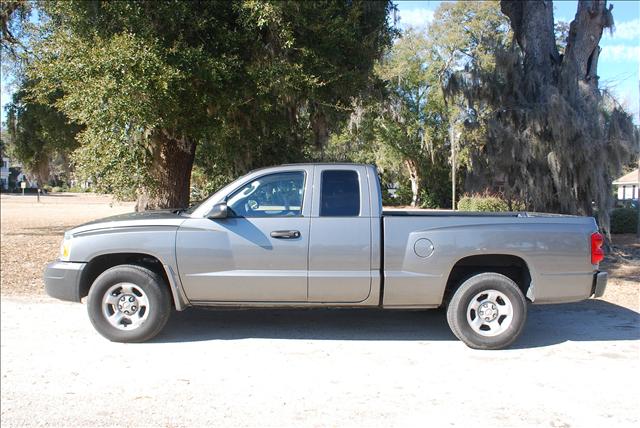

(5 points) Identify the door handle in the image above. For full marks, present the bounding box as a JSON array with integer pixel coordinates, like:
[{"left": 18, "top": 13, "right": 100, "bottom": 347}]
[{"left": 270, "top": 230, "right": 301, "bottom": 239}]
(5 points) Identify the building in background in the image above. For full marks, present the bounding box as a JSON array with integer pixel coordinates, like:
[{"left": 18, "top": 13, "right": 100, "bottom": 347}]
[
  {"left": 613, "top": 168, "right": 639, "bottom": 204},
  {"left": 1, "top": 156, "right": 9, "bottom": 190}
]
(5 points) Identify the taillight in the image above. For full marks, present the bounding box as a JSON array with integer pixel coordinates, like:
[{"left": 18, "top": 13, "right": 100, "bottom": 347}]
[{"left": 591, "top": 232, "right": 604, "bottom": 265}]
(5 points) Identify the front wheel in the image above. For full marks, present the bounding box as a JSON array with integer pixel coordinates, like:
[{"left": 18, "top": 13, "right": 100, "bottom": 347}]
[
  {"left": 446, "top": 272, "right": 527, "bottom": 350},
  {"left": 87, "top": 265, "right": 171, "bottom": 342}
]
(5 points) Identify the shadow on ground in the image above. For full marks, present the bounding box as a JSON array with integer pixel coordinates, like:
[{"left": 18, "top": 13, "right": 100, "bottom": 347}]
[
  {"left": 152, "top": 299, "right": 639, "bottom": 348},
  {"left": 4, "top": 226, "right": 67, "bottom": 237}
]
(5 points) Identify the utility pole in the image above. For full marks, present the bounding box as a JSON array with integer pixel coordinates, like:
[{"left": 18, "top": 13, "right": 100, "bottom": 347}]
[{"left": 450, "top": 125, "right": 456, "bottom": 210}]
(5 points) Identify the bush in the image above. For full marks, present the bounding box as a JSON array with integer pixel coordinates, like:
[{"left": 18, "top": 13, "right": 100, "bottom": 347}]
[
  {"left": 68, "top": 185, "right": 88, "bottom": 193},
  {"left": 458, "top": 194, "right": 526, "bottom": 212},
  {"left": 610, "top": 207, "right": 638, "bottom": 234},
  {"left": 189, "top": 166, "right": 233, "bottom": 204}
]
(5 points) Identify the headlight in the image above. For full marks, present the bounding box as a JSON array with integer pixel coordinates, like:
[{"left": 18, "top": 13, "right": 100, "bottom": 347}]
[{"left": 59, "top": 235, "right": 72, "bottom": 261}]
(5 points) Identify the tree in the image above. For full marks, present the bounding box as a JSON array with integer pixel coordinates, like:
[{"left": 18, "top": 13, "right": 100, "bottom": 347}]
[
  {"left": 326, "top": 3, "right": 512, "bottom": 209},
  {"left": 498, "top": 0, "right": 638, "bottom": 232},
  {"left": 25, "top": 0, "right": 394, "bottom": 210},
  {"left": 504, "top": 1, "right": 638, "bottom": 229},
  {"left": 324, "top": 28, "right": 451, "bottom": 208},
  {"left": 5, "top": 83, "right": 80, "bottom": 185},
  {"left": 444, "top": 0, "right": 637, "bottom": 233},
  {"left": 427, "top": 1, "right": 512, "bottom": 204},
  {"left": 1, "top": 0, "right": 31, "bottom": 64},
  {"left": 373, "top": 30, "right": 452, "bottom": 207}
]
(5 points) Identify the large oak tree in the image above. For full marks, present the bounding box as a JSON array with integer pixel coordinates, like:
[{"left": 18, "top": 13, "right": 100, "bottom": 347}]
[
  {"left": 447, "top": 0, "right": 637, "bottom": 233},
  {"left": 24, "top": 0, "right": 394, "bottom": 209}
]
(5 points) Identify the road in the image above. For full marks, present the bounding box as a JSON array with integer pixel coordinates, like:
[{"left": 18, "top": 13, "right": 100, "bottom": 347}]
[{"left": 1, "top": 296, "right": 639, "bottom": 427}]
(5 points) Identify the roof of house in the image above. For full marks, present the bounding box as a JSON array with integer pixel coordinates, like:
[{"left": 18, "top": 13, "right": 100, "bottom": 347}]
[{"left": 613, "top": 168, "right": 639, "bottom": 185}]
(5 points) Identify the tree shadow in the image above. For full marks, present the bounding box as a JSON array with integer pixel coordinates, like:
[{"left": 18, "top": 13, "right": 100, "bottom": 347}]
[
  {"left": 4, "top": 225, "right": 67, "bottom": 237},
  {"left": 151, "top": 299, "right": 639, "bottom": 348},
  {"left": 41, "top": 193, "right": 80, "bottom": 197}
]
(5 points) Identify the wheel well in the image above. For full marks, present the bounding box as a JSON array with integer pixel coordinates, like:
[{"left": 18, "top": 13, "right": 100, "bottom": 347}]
[
  {"left": 443, "top": 254, "right": 532, "bottom": 303},
  {"left": 79, "top": 253, "right": 174, "bottom": 307}
]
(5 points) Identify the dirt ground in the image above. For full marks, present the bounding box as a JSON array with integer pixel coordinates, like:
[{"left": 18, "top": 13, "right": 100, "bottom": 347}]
[
  {"left": 1, "top": 193, "right": 639, "bottom": 427},
  {"left": 0, "top": 193, "right": 134, "bottom": 296}
]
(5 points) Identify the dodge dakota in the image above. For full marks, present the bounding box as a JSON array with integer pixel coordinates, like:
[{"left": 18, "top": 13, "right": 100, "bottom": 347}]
[{"left": 44, "top": 163, "right": 608, "bottom": 349}]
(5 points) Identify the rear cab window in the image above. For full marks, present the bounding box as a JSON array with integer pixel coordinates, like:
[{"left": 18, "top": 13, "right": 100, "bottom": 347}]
[{"left": 320, "top": 170, "right": 360, "bottom": 217}]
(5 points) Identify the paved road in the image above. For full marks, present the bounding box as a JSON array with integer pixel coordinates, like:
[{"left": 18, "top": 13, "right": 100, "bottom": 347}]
[{"left": 1, "top": 296, "right": 639, "bottom": 427}]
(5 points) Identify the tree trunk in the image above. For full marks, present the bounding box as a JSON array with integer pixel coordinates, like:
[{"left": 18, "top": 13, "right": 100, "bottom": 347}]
[
  {"left": 33, "top": 151, "right": 50, "bottom": 188},
  {"left": 135, "top": 130, "right": 197, "bottom": 211},
  {"left": 501, "top": 0, "right": 559, "bottom": 95},
  {"left": 404, "top": 158, "right": 421, "bottom": 207}
]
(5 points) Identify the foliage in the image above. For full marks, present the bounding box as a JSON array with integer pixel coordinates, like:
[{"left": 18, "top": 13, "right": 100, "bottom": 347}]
[
  {"left": 610, "top": 208, "right": 638, "bottom": 234},
  {"left": 4, "top": 82, "right": 80, "bottom": 185},
  {"left": 2, "top": 0, "right": 635, "bottom": 219},
  {"left": 429, "top": 1, "right": 512, "bottom": 194},
  {"left": 189, "top": 164, "right": 234, "bottom": 205},
  {"left": 446, "top": 0, "right": 638, "bottom": 235},
  {"left": 458, "top": 193, "right": 526, "bottom": 212},
  {"left": 23, "top": 0, "right": 395, "bottom": 208},
  {"left": 1, "top": 0, "right": 34, "bottom": 84},
  {"left": 325, "top": 28, "right": 452, "bottom": 208}
]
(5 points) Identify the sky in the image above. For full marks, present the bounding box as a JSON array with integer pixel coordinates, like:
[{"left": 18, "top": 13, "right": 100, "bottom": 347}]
[
  {"left": 396, "top": 0, "right": 640, "bottom": 124},
  {"left": 1, "top": 1, "right": 639, "bottom": 125}
]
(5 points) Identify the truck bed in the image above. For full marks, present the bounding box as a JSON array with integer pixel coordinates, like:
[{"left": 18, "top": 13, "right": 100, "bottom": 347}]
[
  {"left": 381, "top": 211, "right": 597, "bottom": 307},
  {"left": 383, "top": 209, "right": 528, "bottom": 217}
]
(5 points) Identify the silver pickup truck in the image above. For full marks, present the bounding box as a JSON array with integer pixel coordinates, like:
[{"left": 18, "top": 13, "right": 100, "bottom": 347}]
[{"left": 44, "top": 163, "right": 607, "bottom": 349}]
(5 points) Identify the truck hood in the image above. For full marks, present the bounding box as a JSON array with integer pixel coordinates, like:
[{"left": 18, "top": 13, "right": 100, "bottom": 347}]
[{"left": 68, "top": 209, "right": 189, "bottom": 236}]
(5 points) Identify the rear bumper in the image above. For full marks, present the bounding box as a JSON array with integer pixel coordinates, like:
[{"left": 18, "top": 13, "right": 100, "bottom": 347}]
[
  {"left": 44, "top": 261, "right": 86, "bottom": 302},
  {"left": 591, "top": 271, "right": 608, "bottom": 298}
]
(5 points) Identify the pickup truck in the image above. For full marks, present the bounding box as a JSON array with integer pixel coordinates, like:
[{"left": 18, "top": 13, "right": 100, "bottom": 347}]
[{"left": 44, "top": 163, "right": 608, "bottom": 349}]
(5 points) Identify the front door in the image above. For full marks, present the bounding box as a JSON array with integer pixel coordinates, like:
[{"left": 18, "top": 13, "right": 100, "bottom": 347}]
[{"left": 176, "top": 170, "right": 311, "bottom": 302}]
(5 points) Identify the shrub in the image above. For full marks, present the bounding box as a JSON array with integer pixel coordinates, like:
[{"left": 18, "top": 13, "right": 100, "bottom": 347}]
[
  {"left": 458, "top": 194, "right": 526, "bottom": 212},
  {"left": 610, "top": 207, "right": 638, "bottom": 234}
]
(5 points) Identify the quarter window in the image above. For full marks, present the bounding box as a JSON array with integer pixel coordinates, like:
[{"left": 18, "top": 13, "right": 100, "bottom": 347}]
[
  {"left": 227, "top": 172, "right": 305, "bottom": 217},
  {"left": 320, "top": 170, "right": 360, "bottom": 217}
]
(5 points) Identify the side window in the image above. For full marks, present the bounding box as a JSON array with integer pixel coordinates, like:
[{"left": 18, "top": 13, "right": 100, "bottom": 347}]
[
  {"left": 320, "top": 170, "right": 360, "bottom": 217},
  {"left": 227, "top": 172, "right": 305, "bottom": 217}
]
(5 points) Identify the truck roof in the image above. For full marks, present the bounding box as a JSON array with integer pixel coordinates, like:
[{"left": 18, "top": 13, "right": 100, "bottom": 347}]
[{"left": 245, "top": 162, "right": 375, "bottom": 175}]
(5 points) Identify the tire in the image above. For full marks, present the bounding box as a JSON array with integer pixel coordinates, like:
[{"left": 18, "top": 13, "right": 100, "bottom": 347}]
[
  {"left": 446, "top": 272, "right": 527, "bottom": 350},
  {"left": 87, "top": 264, "right": 171, "bottom": 342}
]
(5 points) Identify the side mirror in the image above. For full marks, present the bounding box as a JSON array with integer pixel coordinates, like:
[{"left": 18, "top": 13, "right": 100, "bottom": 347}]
[{"left": 208, "top": 202, "right": 228, "bottom": 219}]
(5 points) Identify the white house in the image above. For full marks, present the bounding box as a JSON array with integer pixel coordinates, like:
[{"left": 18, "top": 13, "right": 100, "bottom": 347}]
[
  {"left": 1, "top": 157, "right": 9, "bottom": 190},
  {"left": 613, "top": 168, "right": 639, "bottom": 202}
]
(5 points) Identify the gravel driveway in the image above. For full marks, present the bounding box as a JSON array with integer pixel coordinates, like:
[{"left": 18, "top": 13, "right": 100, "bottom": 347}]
[{"left": 1, "top": 296, "right": 638, "bottom": 427}]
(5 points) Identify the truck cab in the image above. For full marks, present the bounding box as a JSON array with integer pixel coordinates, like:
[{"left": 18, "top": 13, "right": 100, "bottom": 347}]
[{"left": 183, "top": 164, "right": 381, "bottom": 305}]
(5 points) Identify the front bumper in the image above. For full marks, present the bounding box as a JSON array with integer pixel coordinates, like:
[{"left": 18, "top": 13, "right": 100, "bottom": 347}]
[
  {"left": 591, "top": 271, "right": 608, "bottom": 298},
  {"left": 44, "top": 261, "right": 87, "bottom": 302}
]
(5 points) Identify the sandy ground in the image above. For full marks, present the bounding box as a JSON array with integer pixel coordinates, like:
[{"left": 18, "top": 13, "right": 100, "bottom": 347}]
[
  {"left": 1, "top": 193, "right": 135, "bottom": 295},
  {"left": 1, "top": 193, "right": 639, "bottom": 427},
  {"left": 1, "top": 297, "right": 639, "bottom": 427}
]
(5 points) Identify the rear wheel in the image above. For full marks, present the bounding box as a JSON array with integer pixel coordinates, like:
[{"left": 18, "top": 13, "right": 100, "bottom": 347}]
[
  {"left": 87, "top": 264, "right": 171, "bottom": 342},
  {"left": 446, "top": 272, "right": 527, "bottom": 350}
]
